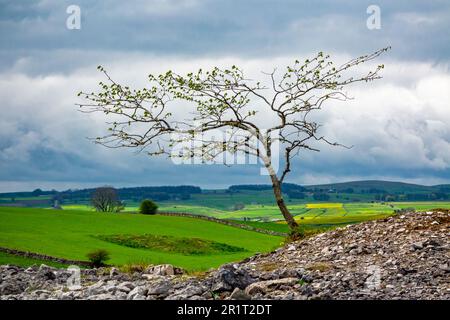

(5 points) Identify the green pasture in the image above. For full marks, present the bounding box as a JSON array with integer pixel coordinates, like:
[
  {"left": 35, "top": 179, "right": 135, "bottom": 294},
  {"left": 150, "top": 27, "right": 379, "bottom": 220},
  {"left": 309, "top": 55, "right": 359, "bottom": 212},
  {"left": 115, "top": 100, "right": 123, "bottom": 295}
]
[
  {"left": 390, "top": 202, "right": 450, "bottom": 211},
  {"left": 61, "top": 201, "right": 450, "bottom": 224},
  {"left": 2, "top": 200, "right": 449, "bottom": 270},
  {"left": 0, "top": 207, "right": 282, "bottom": 271},
  {"left": 0, "top": 251, "right": 69, "bottom": 268}
]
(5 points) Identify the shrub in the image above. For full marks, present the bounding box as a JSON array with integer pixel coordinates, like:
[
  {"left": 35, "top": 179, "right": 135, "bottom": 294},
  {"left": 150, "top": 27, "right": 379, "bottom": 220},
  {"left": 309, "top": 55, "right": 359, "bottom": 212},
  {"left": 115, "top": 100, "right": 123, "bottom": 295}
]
[
  {"left": 139, "top": 199, "right": 158, "bottom": 215},
  {"left": 86, "top": 249, "right": 110, "bottom": 267}
]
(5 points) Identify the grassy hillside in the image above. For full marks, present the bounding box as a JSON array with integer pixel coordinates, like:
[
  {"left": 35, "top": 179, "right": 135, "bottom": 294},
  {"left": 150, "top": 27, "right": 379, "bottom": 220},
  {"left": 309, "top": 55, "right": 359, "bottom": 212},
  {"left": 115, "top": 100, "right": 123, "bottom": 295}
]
[
  {"left": 306, "top": 180, "right": 437, "bottom": 193},
  {"left": 0, "top": 252, "right": 69, "bottom": 268},
  {"left": 0, "top": 207, "right": 282, "bottom": 271},
  {"left": 1, "top": 180, "right": 449, "bottom": 210},
  {"left": 2, "top": 201, "right": 449, "bottom": 270},
  {"left": 61, "top": 201, "right": 450, "bottom": 222}
]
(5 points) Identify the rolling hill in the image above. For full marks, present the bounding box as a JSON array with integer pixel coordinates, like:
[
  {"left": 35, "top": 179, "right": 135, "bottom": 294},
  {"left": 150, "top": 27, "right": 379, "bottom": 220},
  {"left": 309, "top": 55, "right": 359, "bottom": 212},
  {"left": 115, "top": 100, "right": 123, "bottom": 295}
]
[
  {"left": 0, "top": 207, "right": 282, "bottom": 271},
  {"left": 305, "top": 180, "right": 440, "bottom": 193}
]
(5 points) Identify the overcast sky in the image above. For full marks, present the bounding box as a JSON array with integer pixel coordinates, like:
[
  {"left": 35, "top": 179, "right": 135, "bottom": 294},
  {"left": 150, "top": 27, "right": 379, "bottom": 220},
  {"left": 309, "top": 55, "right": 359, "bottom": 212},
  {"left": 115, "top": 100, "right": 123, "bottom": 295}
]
[{"left": 1, "top": 0, "right": 450, "bottom": 192}]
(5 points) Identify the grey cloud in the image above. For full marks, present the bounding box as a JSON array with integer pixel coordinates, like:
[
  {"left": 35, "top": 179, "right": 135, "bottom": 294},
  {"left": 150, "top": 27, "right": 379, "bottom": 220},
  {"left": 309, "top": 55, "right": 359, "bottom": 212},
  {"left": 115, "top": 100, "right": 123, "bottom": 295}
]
[
  {"left": 1, "top": 0, "right": 450, "bottom": 74},
  {"left": 0, "top": 1, "right": 449, "bottom": 191},
  {"left": 1, "top": 55, "right": 450, "bottom": 190}
]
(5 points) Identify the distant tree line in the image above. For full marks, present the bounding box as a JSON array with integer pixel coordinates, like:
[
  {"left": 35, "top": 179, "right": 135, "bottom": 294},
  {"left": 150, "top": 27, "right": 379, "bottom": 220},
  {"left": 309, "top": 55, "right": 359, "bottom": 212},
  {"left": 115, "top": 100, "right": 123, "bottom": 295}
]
[
  {"left": 375, "top": 193, "right": 448, "bottom": 201},
  {"left": 312, "top": 193, "right": 331, "bottom": 201},
  {"left": 118, "top": 186, "right": 199, "bottom": 202},
  {"left": 229, "top": 183, "right": 306, "bottom": 192},
  {"left": 1, "top": 183, "right": 449, "bottom": 206},
  {"left": 46, "top": 185, "right": 201, "bottom": 204},
  {"left": 285, "top": 190, "right": 306, "bottom": 199},
  {"left": 0, "top": 189, "right": 58, "bottom": 198},
  {"left": 228, "top": 185, "right": 274, "bottom": 191}
]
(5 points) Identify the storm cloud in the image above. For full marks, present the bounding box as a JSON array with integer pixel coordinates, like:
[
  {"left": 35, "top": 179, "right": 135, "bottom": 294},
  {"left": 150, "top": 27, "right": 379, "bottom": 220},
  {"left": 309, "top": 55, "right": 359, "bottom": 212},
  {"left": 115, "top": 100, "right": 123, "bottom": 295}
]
[{"left": 0, "top": 0, "right": 449, "bottom": 191}]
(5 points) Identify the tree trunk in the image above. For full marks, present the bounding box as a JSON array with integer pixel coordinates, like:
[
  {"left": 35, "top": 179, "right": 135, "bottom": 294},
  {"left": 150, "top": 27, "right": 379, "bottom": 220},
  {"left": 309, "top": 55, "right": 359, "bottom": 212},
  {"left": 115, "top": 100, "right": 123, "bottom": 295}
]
[{"left": 269, "top": 174, "right": 299, "bottom": 231}]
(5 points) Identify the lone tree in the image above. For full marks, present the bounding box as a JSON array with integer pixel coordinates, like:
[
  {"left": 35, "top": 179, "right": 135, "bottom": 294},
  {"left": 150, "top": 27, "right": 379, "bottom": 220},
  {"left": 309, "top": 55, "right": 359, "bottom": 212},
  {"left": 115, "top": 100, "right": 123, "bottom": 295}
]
[
  {"left": 91, "top": 187, "right": 123, "bottom": 212},
  {"left": 79, "top": 48, "right": 389, "bottom": 232},
  {"left": 139, "top": 199, "right": 158, "bottom": 215}
]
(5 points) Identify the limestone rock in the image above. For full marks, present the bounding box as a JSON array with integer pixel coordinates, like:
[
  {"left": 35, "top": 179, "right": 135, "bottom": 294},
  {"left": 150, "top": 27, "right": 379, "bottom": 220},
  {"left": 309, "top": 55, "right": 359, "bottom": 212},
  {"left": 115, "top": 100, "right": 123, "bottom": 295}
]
[
  {"left": 145, "top": 264, "right": 174, "bottom": 276},
  {"left": 245, "top": 278, "right": 298, "bottom": 295}
]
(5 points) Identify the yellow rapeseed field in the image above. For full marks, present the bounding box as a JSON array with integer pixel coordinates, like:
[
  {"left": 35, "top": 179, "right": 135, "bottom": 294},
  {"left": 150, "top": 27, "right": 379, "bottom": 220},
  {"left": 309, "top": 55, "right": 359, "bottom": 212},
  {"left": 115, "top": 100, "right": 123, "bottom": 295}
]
[{"left": 306, "top": 203, "right": 343, "bottom": 209}]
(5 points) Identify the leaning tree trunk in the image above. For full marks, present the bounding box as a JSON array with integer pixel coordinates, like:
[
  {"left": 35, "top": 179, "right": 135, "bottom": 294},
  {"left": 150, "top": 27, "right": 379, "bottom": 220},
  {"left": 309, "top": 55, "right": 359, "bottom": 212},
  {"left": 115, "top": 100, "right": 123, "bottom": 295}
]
[{"left": 268, "top": 173, "right": 299, "bottom": 231}]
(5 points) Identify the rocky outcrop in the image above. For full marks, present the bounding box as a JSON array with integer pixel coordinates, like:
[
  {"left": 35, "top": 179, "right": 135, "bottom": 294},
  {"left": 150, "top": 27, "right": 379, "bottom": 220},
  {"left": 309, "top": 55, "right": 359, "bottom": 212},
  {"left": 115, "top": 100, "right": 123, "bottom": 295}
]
[{"left": 1, "top": 210, "right": 449, "bottom": 300}]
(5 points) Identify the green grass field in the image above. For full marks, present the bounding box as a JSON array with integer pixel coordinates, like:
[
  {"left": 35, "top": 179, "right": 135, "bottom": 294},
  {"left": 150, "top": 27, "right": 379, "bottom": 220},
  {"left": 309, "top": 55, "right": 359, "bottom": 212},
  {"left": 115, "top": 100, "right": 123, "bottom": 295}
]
[
  {"left": 0, "top": 207, "right": 282, "bottom": 271},
  {"left": 0, "top": 251, "right": 69, "bottom": 268},
  {"left": 56, "top": 201, "right": 399, "bottom": 237},
  {"left": 61, "top": 201, "right": 450, "bottom": 224},
  {"left": 390, "top": 202, "right": 450, "bottom": 211},
  {"left": 3, "top": 200, "right": 449, "bottom": 270}
]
